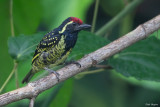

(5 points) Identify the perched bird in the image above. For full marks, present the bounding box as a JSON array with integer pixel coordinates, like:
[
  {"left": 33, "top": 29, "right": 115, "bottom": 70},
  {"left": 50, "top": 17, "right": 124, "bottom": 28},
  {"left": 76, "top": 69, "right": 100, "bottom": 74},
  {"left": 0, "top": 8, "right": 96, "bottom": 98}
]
[{"left": 22, "top": 17, "right": 91, "bottom": 83}]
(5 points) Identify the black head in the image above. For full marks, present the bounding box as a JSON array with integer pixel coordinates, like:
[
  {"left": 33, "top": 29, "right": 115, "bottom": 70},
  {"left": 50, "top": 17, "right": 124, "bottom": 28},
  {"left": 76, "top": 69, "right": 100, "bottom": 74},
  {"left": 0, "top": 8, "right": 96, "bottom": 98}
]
[{"left": 58, "top": 17, "right": 91, "bottom": 34}]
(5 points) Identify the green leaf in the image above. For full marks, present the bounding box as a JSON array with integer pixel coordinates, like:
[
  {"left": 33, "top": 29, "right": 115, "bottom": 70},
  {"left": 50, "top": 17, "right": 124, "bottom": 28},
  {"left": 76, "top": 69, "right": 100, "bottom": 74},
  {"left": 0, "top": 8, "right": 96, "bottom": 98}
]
[
  {"left": 69, "top": 31, "right": 109, "bottom": 60},
  {"left": 49, "top": 79, "right": 73, "bottom": 107},
  {"left": 112, "top": 70, "right": 160, "bottom": 91},
  {"left": 109, "top": 37, "right": 160, "bottom": 81},
  {"left": 8, "top": 33, "right": 44, "bottom": 61},
  {"left": 8, "top": 31, "right": 108, "bottom": 61}
]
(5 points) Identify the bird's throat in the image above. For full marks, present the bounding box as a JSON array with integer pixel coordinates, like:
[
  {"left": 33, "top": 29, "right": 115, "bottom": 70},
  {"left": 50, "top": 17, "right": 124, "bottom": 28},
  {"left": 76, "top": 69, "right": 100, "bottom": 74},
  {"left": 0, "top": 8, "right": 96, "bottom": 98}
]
[{"left": 64, "top": 33, "right": 78, "bottom": 52}]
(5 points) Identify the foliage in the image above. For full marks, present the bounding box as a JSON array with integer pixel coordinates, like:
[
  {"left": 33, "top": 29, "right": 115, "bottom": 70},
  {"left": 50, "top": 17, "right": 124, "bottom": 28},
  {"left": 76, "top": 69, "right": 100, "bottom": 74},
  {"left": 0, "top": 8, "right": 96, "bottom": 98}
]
[
  {"left": 69, "top": 31, "right": 109, "bottom": 60},
  {"left": 109, "top": 36, "right": 160, "bottom": 81},
  {"left": 8, "top": 31, "right": 107, "bottom": 62},
  {"left": 1, "top": 0, "right": 160, "bottom": 107},
  {"left": 8, "top": 33, "right": 44, "bottom": 62}
]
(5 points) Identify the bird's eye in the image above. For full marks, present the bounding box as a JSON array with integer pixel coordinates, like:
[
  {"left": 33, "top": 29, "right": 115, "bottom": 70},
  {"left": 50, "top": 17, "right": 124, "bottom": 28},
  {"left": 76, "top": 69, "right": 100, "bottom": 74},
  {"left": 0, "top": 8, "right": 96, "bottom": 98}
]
[{"left": 72, "top": 23, "right": 76, "bottom": 26}]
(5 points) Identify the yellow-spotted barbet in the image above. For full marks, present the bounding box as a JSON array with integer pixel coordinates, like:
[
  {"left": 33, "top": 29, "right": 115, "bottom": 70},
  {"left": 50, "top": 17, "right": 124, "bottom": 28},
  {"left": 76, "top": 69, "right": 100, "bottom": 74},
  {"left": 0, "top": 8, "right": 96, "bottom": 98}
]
[{"left": 22, "top": 17, "right": 91, "bottom": 83}]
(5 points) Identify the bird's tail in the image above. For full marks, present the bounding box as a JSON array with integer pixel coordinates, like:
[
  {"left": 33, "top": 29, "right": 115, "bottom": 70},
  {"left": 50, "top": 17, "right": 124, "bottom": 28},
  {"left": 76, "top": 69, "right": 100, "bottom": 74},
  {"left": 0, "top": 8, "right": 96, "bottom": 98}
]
[{"left": 22, "top": 69, "right": 34, "bottom": 84}]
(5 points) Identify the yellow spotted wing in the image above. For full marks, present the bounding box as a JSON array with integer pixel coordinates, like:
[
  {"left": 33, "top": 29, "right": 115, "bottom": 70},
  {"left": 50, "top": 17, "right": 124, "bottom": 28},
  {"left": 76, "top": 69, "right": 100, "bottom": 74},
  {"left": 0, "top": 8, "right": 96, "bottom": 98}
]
[{"left": 32, "top": 30, "right": 61, "bottom": 64}]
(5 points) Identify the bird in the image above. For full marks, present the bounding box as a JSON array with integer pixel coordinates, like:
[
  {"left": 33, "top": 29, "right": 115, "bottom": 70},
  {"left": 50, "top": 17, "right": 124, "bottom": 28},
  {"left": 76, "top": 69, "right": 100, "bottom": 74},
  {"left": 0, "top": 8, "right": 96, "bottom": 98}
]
[{"left": 22, "top": 17, "right": 91, "bottom": 83}]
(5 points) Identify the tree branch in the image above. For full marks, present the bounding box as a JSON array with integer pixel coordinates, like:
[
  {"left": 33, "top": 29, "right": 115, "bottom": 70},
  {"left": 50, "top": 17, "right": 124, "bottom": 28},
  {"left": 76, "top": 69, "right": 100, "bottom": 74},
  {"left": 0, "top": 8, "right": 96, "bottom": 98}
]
[{"left": 0, "top": 14, "right": 160, "bottom": 106}]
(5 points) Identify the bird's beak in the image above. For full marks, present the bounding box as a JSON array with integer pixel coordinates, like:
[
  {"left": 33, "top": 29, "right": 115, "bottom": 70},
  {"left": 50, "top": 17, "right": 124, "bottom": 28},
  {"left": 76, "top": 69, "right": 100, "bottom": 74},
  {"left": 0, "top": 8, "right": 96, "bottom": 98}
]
[{"left": 75, "top": 24, "right": 91, "bottom": 31}]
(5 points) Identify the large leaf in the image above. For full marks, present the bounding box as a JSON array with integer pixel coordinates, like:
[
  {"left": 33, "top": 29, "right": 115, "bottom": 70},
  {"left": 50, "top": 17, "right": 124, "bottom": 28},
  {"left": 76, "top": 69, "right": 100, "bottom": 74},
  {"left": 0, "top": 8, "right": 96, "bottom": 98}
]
[
  {"left": 8, "top": 31, "right": 108, "bottom": 61},
  {"left": 109, "top": 37, "right": 160, "bottom": 81},
  {"left": 8, "top": 33, "right": 45, "bottom": 61},
  {"left": 69, "top": 31, "right": 109, "bottom": 60},
  {"left": 112, "top": 70, "right": 160, "bottom": 91}
]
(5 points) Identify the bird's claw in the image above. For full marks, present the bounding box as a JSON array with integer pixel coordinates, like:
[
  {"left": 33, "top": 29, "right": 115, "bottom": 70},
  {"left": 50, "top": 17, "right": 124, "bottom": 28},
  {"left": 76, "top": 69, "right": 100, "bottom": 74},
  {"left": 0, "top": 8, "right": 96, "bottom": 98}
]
[{"left": 44, "top": 67, "right": 60, "bottom": 82}]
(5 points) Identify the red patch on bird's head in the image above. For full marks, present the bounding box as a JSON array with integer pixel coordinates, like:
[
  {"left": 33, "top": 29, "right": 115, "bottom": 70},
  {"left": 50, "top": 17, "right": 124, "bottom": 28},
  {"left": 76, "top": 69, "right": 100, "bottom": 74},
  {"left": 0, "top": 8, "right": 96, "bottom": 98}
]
[{"left": 70, "top": 17, "right": 83, "bottom": 25}]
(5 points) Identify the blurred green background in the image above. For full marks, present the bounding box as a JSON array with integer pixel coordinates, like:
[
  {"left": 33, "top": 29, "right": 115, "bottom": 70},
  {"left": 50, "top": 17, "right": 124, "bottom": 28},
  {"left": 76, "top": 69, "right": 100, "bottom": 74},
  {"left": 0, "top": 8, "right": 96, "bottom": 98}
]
[{"left": 1, "top": 0, "right": 160, "bottom": 107}]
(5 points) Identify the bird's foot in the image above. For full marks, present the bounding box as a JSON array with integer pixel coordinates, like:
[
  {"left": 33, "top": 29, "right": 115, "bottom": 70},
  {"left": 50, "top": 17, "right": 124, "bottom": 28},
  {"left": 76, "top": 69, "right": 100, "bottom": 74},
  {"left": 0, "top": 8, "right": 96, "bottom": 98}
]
[
  {"left": 65, "top": 60, "right": 81, "bottom": 68},
  {"left": 44, "top": 67, "right": 60, "bottom": 81}
]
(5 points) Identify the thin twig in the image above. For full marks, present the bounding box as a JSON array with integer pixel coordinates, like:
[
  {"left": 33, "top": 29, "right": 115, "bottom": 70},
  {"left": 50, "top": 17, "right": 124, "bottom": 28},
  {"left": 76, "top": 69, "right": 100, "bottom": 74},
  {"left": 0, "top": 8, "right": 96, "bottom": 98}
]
[
  {"left": 93, "top": 65, "right": 113, "bottom": 69},
  {"left": 0, "top": 0, "right": 20, "bottom": 93},
  {"left": 14, "top": 68, "right": 19, "bottom": 88},
  {"left": 74, "top": 69, "right": 105, "bottom": 79},
  {"left": 29, "top": 97, "right": 35, "bottom": 107},
  {"left": 9, "top": 0, "right": 19, "bottom": 88},
  {"left": 0, "top": 62, "right": 18, "bottom": 93},
  {"left": 10, "top": 0, "right": 14, "bottom": 37},
  {"left": 95, "top": 0, "right": 144, "bottom": 36},
  {"left": 91, "top": 0, "right": 100, "bottom": 33},
  {"left": 0, "top": 14, "right": 160, "bottom": 106}
]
